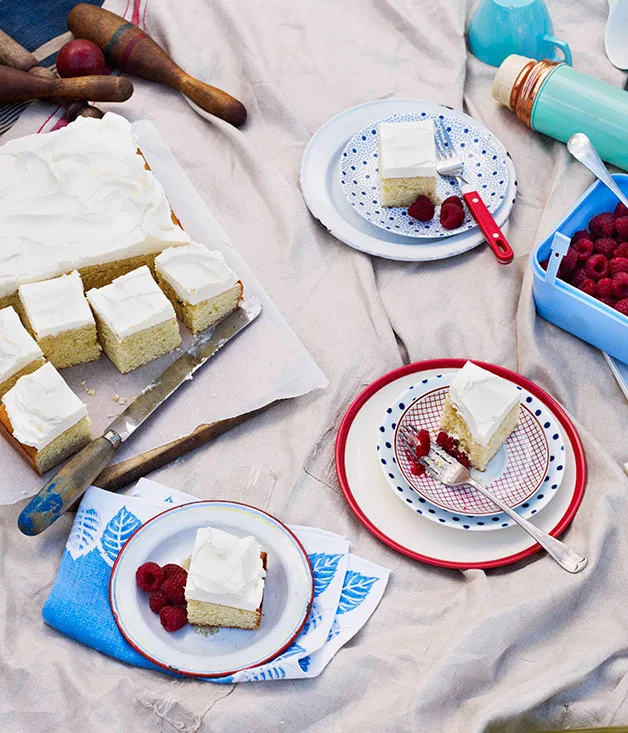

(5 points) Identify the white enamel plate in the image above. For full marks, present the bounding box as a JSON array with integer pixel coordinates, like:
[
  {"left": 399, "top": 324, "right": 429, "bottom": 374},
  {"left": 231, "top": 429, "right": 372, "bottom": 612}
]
[{"left": 110, "top": 501, "right": 313, "bottom": 677}]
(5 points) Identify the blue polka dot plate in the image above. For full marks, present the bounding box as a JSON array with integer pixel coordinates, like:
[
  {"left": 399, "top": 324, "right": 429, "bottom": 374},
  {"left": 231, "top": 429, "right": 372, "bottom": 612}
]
[
  {"left": 339, "top": 111, "right": 509, "bottom": 239},
  {"left": 377, "top": 372, "right": 565, "bottom": 531}
]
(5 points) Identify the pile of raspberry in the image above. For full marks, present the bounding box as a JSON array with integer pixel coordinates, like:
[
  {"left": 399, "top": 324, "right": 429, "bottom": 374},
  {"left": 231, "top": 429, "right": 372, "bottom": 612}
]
[
  {"left": 408, "top": 195, "right": 466, "bottom": 230},
  {"left": 540, "top": 203, "right": 628, "bottom": 317},
  {"left": 404, "top": 428, "right": 470, "bottom": 477},
  {"left": 135, "top": 561, "right": 188, "bottom": 632}
]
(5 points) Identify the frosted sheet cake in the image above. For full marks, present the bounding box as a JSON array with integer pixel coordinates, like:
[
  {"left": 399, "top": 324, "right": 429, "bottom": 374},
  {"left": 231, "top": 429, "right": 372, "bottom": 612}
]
[{"left": 0, "top": 112, "right": 190, "bottom": 311}]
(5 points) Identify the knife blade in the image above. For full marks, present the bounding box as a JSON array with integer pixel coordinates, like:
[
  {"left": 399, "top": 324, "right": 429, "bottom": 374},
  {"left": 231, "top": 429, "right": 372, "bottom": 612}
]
[{"left": 17, "top": 298, "right": 262, "bottom": 536}]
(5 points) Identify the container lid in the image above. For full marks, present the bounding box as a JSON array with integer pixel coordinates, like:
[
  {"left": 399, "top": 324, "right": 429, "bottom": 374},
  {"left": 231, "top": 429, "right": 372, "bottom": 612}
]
[{"left": 492, "top": 55, "right": 533, "bottom": 110}]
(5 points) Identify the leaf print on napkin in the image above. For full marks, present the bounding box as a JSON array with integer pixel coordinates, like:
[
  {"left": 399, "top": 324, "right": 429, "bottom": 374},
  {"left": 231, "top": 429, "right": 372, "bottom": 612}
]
[
  {"left": 300, "top": 600, "right": 323, "bottom": 635},
  {"left": 337, "top": 570, "right": 378, "bottom": 614},
  {"left": 308, "top": 553, "right": 343, "bottom": 596},
  {"left": 97, "top": 507, "right": 142, "bottom": 566},
  {"left": 67, "top": 507, "right": 100, "bottom": 560}
]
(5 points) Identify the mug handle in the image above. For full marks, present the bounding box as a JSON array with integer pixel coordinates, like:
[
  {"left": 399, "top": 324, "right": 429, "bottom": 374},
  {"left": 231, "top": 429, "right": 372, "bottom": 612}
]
[{"left": 544, "top": 35, "right": 573, "bottom": 66}]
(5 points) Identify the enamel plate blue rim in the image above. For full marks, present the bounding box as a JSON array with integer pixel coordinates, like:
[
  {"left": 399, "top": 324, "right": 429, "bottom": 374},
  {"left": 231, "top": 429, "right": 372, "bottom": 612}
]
[
  {"left": 376, "top": 375, "right": 566, "bottom": 531},
  {"left": 339, "top": 111, "right": 509, "bottom": 239}
]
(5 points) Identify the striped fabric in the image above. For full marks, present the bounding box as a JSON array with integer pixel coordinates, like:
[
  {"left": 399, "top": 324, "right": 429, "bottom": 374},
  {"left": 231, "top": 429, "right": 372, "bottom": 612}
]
[{"left": 0, "top": 0, "right": 103, "bottom": 135}]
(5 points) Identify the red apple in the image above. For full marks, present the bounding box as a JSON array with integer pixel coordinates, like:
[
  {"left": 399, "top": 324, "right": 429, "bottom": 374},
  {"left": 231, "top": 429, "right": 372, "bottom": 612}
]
[{"left": 56, "top": 39, "right": 107, "bottom": 78}]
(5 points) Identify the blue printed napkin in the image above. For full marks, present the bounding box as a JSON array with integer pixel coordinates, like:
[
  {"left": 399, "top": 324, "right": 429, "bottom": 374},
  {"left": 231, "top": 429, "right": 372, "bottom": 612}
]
[{"left": 43, "top": 479, "right": 390, "bottom": 681}]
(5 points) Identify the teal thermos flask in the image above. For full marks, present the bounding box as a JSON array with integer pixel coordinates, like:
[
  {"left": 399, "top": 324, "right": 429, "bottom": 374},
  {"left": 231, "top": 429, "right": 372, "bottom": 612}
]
[{"left": 492, "top": 55, "right": 628, "bottom": 171}]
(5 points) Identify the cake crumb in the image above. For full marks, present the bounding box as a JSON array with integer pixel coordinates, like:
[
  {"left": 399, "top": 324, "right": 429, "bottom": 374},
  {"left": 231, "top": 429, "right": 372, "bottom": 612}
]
[
  {"left": 85, "top": 388, "right": 96, "bottom": 397},
  {"left": 112, "top": 394, "right": 127, "bottom": 405},
  {"left": 80, "top": 380, "right": 86, "bottom": 386}
]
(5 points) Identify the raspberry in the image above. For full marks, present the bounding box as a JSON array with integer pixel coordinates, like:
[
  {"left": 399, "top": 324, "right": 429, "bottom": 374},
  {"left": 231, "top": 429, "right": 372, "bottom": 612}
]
[
  {"left": 599, "top": 297, "right": 617, "bottom": 307},
  {"left": 408, "top": 195, "right": 435, "bottom": 222},
  {"left": 571, "top": 230, "right": 591, "bottom": 244},
  {"left": 452, "top": 449, "right": 471, "bottom": 469},
  {"left": 415, "top": 429, "right": 430, "bottom": 458},
  {"left": 149, "top": 590, "right": 170, "bottom": 614},
  {"left": 410, "top": 460, "right": 426, "bottom": 477},
  {"left": 578, "top": 278, "right": 598, "bottom": 297},
  {"left": 569, "top": 268, "right": 589, "bottom": 288},
  {"left": 594, "top": 237, "right": 618, "bottom": 258},
  {"left": 613, "top": 271, "right": 628, "bottom": 299},
  {"left": 436, "top": 431, "right": 456, "bottom": 453},
  {"left": 597, "top": 277, "right": 615, "bottom": 299},
  {"left": 539, "top": 258, "right": 549, "bottom": 271},
  {"left": 615, "top": 216, "right": 628, "bottom": 242},
  {"left": 161, "top": 574, "right": 186, "bottom": 605},
  {"left": 572, "top": 238, "right": 594, "bottom": 261},
  {"left": 162, "top": 563, "right": 187, "bottom": 580},
  {"left": 614, "top": 242, "right": 628, "bottom": 258},
  {"left": 610, "top": 256, "right": 628, "bottom": 275},
  {"left": 615, "top": 202, "right": 628, "bottom": 218},
  {"left": 584, "top": 253, "right": 609, "bottom": 281},
  {"left": 441, "top": 195, "right": 464, "bottom": 210},
  {"left": 615, "top": 298, "right": 628, "bottom": 316},
  {"left": 557, "top": 248, "right": 578, "bottom": 279},
  {"left": 159, "top": 605, "right": 188, "bottom": 632},
  {"left": 589, "top": 212, "right": 616, "bottom": 237},
  {"left": 440, "top": 202, "right": 465, "bottom": 230},
  {"left": 135, "top": 562, "right": 164, "bottom": 592}
]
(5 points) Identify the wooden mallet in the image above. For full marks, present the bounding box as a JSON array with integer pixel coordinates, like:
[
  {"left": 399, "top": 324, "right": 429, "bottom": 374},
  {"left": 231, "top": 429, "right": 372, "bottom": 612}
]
[{"left": 67, "top": 3, "right": 247, "bottom": 127}]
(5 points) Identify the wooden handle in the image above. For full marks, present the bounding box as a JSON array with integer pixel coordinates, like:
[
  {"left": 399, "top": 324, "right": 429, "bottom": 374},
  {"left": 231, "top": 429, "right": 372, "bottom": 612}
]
[
  {"left": 68, "top": 3, "right": 247, "bottom": 126},
  {"left": 0, "top": 29, "right": 38, "bottom": 71},
  {"left": 0, "top": 66, "right": 133, "bottom": 103},
  {"left": 18, "top": 436, "right": 118, "bottom": 536},
  {"left": 462, "top": 190, "right": 514, "bottom": 265}
]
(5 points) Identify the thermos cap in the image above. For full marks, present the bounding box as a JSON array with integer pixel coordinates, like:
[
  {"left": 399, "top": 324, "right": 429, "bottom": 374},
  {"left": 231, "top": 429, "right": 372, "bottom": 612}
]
[{"left": 492, "top": 54, "right": 533, "bottom": 110}]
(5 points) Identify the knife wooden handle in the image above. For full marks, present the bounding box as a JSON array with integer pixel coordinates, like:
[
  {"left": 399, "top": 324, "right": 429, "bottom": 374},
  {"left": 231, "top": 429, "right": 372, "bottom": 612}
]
[
  {"left": 18, "top": 435, "right": 119, "bottom": 536},
  {"left": 0, "top": 66, "right": 133, "bottom": 103}
]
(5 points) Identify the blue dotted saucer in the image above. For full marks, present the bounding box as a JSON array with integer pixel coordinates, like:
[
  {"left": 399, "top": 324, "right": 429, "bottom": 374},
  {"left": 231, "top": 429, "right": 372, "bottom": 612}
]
[{"left": 339, "top": 111, "right": 509, "bottom": 239}]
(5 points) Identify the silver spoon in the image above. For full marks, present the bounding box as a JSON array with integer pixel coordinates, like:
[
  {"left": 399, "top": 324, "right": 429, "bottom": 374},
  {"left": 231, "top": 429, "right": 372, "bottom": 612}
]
[{"left": 567, "top": 132, "right": 628, "bottom": 208}]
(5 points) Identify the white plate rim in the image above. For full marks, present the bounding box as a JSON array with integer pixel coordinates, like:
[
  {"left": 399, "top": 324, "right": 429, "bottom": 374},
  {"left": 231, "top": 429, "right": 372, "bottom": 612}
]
[{"left": 109, "top": 500, "right": 314, "bottom": 678}]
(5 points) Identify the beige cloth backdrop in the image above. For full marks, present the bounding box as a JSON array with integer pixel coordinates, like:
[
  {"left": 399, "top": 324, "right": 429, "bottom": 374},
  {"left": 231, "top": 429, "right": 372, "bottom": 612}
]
[{"left": 2, "top": 1, "right": 628, "bottom": 731}]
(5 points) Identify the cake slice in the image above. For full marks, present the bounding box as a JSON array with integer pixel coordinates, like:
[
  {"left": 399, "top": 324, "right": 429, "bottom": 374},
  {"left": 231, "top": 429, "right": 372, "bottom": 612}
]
[
  {"left": 0, "top": 362, "right": 91, "bottom": 474},
  {"left": 86, "top": 266, "right": 181, "bottom": 374},
  {"left": 0, "top": 306, "right": 45, "bottom": 398},
  {"left": 155, "top": 243, "right": 243, "bottom": 333},
  {"left": 378, "top": 120, "right": 437, "bottom": 207},
  {"left": 18, "top": 271, "right": 101, "bottom": 369},
  {"left": 185, "top": 527, "right": 267, "bottom": 631},
  {"left": 439, "top": 361, "right": 521, "bottom": 471}
]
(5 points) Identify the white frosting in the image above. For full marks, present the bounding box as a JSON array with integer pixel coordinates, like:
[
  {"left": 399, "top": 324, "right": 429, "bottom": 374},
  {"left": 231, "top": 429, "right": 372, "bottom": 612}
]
[
  {"left": 2, "top": 362, "right": 88, "bottom": 450},
  {"left": 0, "top": 307, "right": 43, "bottom": 384},
  {"left": 448, "top": 362, "right": 521, "bottom": 446},
  {"left": 185, "top": 527, "right": 266, "bottom": 612},
  {"left": 155, "top": 243, "right": 239, "bottom": 306},
  {"left": 19, "top": 270, "right": 94, "bottom": 338},
  {"left": 378, "top": 120, "right": 436, "bottom": 179},
  {"left": 0, "top": 112, "right": 190, "bottom": 299},
  {"left": 87, "top": 266, "right": 176, "bottom": 339}
]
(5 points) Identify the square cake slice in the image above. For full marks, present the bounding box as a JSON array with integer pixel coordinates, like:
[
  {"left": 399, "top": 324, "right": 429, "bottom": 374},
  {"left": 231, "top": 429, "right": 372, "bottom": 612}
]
[
  {"left": 155, "top": 243, "right": 243, "bottom": 333},
  {"left": 440, "top": 361, "right": 521, "bottom": 471},
  {"left": 18, "top": 271, "right": 101, "bottom": 369},
  {"left": 378, "top": 120, "right": 437, "bottom": 207},
  {"left": 86, "top": 265, "right": 181, "bottom": 374},
  {"left": 185, "top": 527, "right": 267, "bottom": 631},
  {"left": 0, "top": 362, "right": 91, "bottom": 474},
  {"left": 0, "top": 306, "right": 45, "bottom": 398}
]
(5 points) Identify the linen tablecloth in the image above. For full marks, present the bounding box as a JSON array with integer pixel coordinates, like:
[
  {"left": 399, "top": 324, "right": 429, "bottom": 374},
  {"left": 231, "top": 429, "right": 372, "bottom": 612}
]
[{"left": 2, "top": 1, "right": 628, "bottom": 731}]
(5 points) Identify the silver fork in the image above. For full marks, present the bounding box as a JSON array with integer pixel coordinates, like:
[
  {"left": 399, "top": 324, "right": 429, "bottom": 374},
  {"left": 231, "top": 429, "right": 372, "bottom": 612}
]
[
  {"left": 433, "top": 119, "right": 514, "bottom": 265},
  {"left": 400, "top": 426, "right": 587, "bottom": 573}
]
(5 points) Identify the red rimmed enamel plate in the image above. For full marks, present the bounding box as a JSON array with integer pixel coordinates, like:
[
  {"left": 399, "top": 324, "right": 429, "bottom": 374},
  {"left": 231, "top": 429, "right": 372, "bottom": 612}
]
[{"left": 335, "top": 359, "right": 586, "bottom": 569}]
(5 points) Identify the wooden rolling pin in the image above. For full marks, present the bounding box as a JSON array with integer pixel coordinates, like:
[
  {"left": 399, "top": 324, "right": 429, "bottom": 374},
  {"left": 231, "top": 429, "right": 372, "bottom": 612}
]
[
  {"left": 0, "top": 65, "right": 133, "bottom": 103},
  {"left": 68, "top": 3, "right": 247, "bottom": 127}
]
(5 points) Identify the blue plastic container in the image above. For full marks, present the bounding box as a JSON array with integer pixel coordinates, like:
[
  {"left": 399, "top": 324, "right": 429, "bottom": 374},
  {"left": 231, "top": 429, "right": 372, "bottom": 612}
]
[{"left": 530, "top": 173, "right": 628, "bottom": 364}]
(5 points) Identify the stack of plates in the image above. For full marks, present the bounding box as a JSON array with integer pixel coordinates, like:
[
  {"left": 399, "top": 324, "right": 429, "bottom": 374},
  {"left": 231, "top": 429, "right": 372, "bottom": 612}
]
[{"left": 300, "top": 99, "right": 517, "bottom": 262}]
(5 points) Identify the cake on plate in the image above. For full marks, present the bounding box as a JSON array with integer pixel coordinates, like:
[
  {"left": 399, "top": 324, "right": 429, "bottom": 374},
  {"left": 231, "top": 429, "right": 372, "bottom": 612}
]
[
  {"left": 0, "top": 112, "right": 190, "bottom": 312},
  {"left": 18, "top": 271, "right": 101, "bottom": 369},
  {"left": 155, "top": 243, "right": 243, "bottom": 333},
  {"left": 0, "top": 362, "right": 91, "bottom": 474},
  {"left": 439, "top": 361, "right": 521, "bottom": 471},
  {"left": 87, "top": 266, "right": 181, "bottom": 374},
  {"left": 0, "top": 306, "right": 45, "bottom": 398},
  {"left": 185, "top": 527, "right": 267, "bottom": 631},
  {"left": 378, "top": 120, "right": 437, "bottom": 208}
]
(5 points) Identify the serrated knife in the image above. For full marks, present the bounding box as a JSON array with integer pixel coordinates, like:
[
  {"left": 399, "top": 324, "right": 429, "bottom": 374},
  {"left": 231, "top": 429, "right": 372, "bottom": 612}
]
[{"left": 17, "top": 297, "right": 262, "bottom": 536}]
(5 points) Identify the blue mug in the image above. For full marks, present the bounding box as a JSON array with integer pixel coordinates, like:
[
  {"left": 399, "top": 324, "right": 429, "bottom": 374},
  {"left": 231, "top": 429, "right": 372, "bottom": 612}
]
[{"left": 467, "top": 0, "right": 573, "bottom": 68}]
